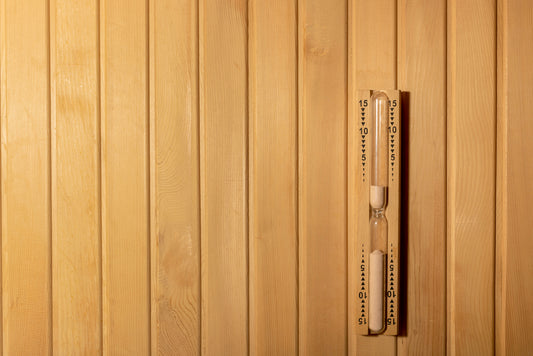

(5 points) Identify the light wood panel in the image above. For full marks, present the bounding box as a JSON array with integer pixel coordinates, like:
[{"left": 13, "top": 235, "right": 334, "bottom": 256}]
[
  {"left": 397, "top": 0, "right": 447, "bottom": 354},
  {"left": 149, "top": 0, "right": 201, "bottom": 354},
  {"left": 353, "top": 0, "right": 396, "bottom": 89},
  {"left": 496, "top": 0, "right": 508, "bottom": 354},
  {"left": 248, "top": 0, "right": 298, "bottom": 355},
  {"left": 1, "top": 0, "right": 51, "bottom": 354},
  {"left": 101, "top": 0, "right": 150, "bottom": 354},
  {"left": 495, "top": 2, "right": 507, "bottom": 353},
  {"left": 349, "top": 0, "right": 397, "bottom": 354},
  {"left": 199, "top": 0, "right": 249, "bottom": 354},
  {"left": 447, "top": 0, "right": 496, "bottom": 354},
  {"left": 497, "top": 0, "right": 533, "bottom": 354},
  {"left": 50, "top": 0, "right": 101, "bottom": 354},
  {"left": 298, "top": 0, "right": 348, "bottom": 353},
  {"left": 0, "top": 1, "right": 531, "bottom": 354}
]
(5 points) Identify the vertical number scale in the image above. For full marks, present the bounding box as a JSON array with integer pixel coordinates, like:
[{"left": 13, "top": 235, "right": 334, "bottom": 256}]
[
  {"left": 384, "top": 91, "right": 400, "bottom": 335},
  {"left": 359, "top": 98, "right": 368, "bottom": 181},
  {"left": 355, "top": 91, "right": 371, "bottom": 334}
]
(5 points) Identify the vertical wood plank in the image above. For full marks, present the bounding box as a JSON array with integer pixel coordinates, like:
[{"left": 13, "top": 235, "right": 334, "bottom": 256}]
[
  {"left": 353, "top": 0, "right": 396, "bottom": 89},
  {"left": 1, "top": 0, "right": 51, "bottom": 353},
  {"left": 101, "top": 0, "right": 150, "bottom": 354},
  {"left": 349, "top": 0, "right": 397, "bottom": 354},
  {"left": 199, "top": 0, "right": 249, "bottom": 354},
  {"left": 248, "top": 0, "right": 298, "bottom": 354},
  {"left": 149, "top": 0, "right": 201, "bottom": 354},
  {"left": 495, "top": 0, "right": 507, "bottom": 353},
  {"left": 0, "top": 3, "right": 4, "bottom": 350},
  {"left": 298, "top": 0, "right": 348, "bottom": 353},
  {"left": 50, "top": 0, "right": 102, "bottom": 353},
  {"left": 447, "top": 0, "right": 496, "bottom": 354},
  {"left": 397, "top": 0, "right": 447, "bottom": 354},
  {"left": 497, "top": 0, "right": 533, "bottom": 354}
]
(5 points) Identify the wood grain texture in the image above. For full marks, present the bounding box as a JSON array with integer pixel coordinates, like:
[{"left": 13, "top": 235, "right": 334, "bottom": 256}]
[
  {"left": 0, "top": 2, "right": 531, "bottom": 354},
  {"left": 149, "top": 0, "right": 201, "bottom": 354},
  {"left": 50, "top": 0, "right": 102, "bottom": 353},
  {"left": 199, "top": 0, "right": 249, "bottom": 354},
  {"left": 298, "top": 0, "right": 348, "bottom": 354},
  {"left": 1, "top": 0, "right": 51, "bottom": 353},
  {"left": 397, "top": 0, "right": 447, "bottom": 354},
  {"left": 354, "top": 0, "right": 396, "bottom": 89},
  {"left": 447, "top": 0, "right": 496, "bottom": 354},
  {"left": 101, "top": 0, "right": 150, "bottom": 354},
  {"left": 498, "top": 0, "right": 533, "bottom": 354},
  {"left": 496, "top": 0, "right": 508, "bottom": 354},
  {"left": 349, "top": 0, "right": 397, "bottom": 353},
  {"left": 248, "top": 0, "right": 298, "bottom": 354}
]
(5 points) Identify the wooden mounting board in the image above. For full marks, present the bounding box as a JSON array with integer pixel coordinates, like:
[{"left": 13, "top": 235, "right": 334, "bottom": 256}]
[{"left": 354, "top": 89, "right": 400, "bottom": 336}]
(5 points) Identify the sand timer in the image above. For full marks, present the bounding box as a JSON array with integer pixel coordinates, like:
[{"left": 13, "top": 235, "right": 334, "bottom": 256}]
[
  {"left": 369, "top": 91, "right": 389, "bottom": 333},
  {"left": 355, "top": 89, "right": 400, "bottom": 336}
]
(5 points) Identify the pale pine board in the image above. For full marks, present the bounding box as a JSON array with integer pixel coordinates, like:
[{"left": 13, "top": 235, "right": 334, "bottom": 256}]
[
  {"left": 248, "top": 0, "right": 298, "bottom": 354},
  {"left": 498, "top": 0, "right": 533, "bottom": 353},
  {"left": 495, "top": 1, "right": 507, "bottom": 353},
  {"left": 447, "top": 0, "right": 496, "bottom": 354},
  {"left": 1, "top": 0, "right": 51, "bottom": 353},
  {"left": 51, "top": 0, "right": 101, "bottom": 354},
  {"left": 353, "top": 0, "right": 397, "bottom": 89},
  {"left": 101, "top": 0, "right": 150, "bottom": 354},
  {"left": 397, "top": 0, "right": 447, "bottom": 354},
  {"left": 199, "top": 0, "right": 249, "bottom": 353},
  {"left": 298, "top": 0, "right": 348, "bottom": 354},
  {"left": 149, "top": 0, "right": 201, "bottom": 354},
  {"left": 349, "top": 0, "right": 397, "bottom": 354}
]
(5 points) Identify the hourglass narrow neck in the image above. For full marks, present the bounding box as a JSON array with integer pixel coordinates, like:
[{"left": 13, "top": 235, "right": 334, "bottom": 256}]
[
  {"left": 372, "top": 208, "right": 384, "bottom": 217},
  {"left": 370, "top": 209, "right": 388, "bottom": 252}
]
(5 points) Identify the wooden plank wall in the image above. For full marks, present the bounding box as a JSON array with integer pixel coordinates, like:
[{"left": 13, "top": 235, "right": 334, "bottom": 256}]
[
  {"left": 397, "top": 0, "right": 447, "bottom": 354},
  {"left": 0, "top": 0, "right": 531, "bottom": 355},
  {"left": 298, "top": 0, "right": 347, "bottom": 354},
  {"left": 102, "top": 0, "right": 150, "bottom": 354},
  {"left": 51, "top": 0, "right": 102, "bottom": 353},
  {"left": 1, "top": 0, "right": 51, "bottom": 354},
  {"left": 447, "top": 0, "right": 496, "bottom": 354},
  {"left": 497, "top": 0, "right": 533, "bottom": 354},
  {"left": 249, "top": 0, "right": 298, "bottom": 355}
]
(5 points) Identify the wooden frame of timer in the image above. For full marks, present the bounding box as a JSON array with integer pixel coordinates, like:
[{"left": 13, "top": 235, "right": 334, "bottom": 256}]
[{"left": 353, "top": 90, "right": 400, "bottom": 336}]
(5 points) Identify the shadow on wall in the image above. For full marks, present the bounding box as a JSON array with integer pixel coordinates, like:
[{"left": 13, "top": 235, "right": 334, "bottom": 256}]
[{"left": 399, "top": 91, "right": 410, "bottom": 337}]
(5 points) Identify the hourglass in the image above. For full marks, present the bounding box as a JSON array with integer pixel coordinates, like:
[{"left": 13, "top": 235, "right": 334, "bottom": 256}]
[
  {"left": 354, "top": 89, "right": 400, "bottom": 336},
  {"left": 369, "top": 91, "right": 389, "bottom": 333}
]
